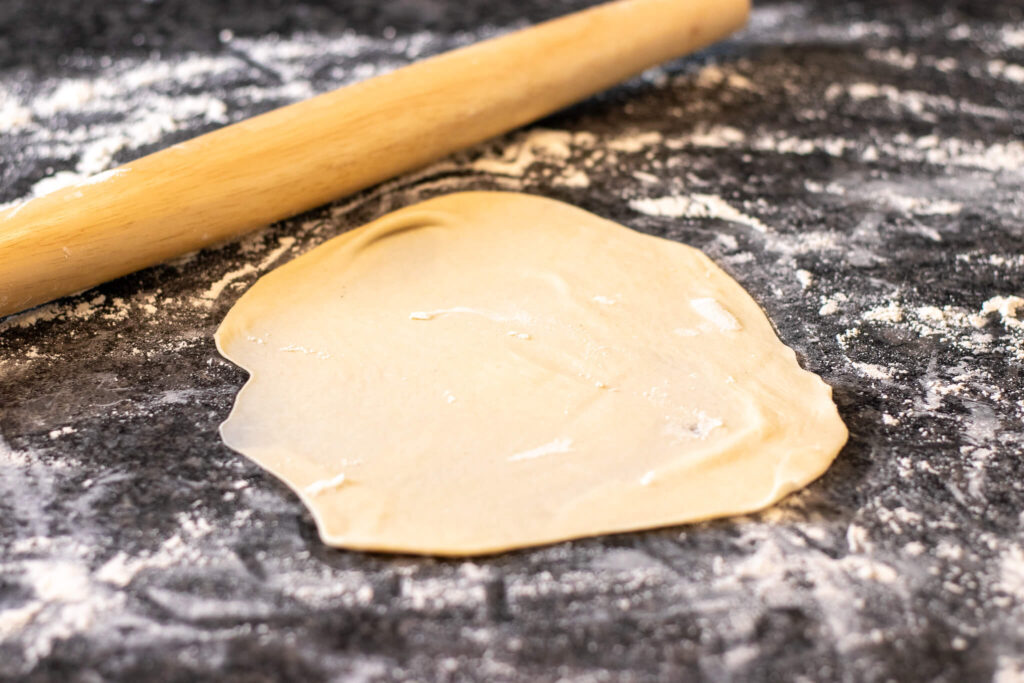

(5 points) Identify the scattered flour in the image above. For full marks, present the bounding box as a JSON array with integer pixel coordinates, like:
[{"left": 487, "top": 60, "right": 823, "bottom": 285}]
[
  {"left": 826, "top": 81, "right": 1009, "bottom": 121},
  {"left": 304, "top": 472, "right": 348, "bottom": 496},
  {"left": 606, "top": 130, "right": 664, "bottom": 153},
  {"left": 509, "top": 437, "right": 573, "bottom": 462},
  {"left": 851, "top": 362, "right": 894, "bottom": 381},
  {"left": 258, "top": 236, "right": 296, "bottom": 269},
  {"left": 2, "top": 12, "right": 1022, "bottom": 677},
  {"left": 879, "top": 193, "right": 962, "bottom": 216},
  {"left": 690, "top": 298, "right": 742, "bottom": 332},
  {"left": 819, "top": 293, "right": 848, "bottom": 316},
  {"left": 669, "top": 123, "right": 747, "bottom": 149},
  {"left": 1001, "top": 27, "right": 1024, "bottom": 49},
  {"left": 997, "top": 545, "right": 1024, "bottom": 602},
  {"left": 95, "top": 534, "right": 193, "bottom": 587},
  {"left": 0, "top": 295, "right": 110, "bottom": 333},
  {"left": 473, "top": 129, "right": 576, "bottom": 174},
  {"left": 681, "top": 125, "right": 1024, "bottom": 174},
  {"left": 975, "top": 296, "right": 1024, "bottom": 331},
  {"left": 630, "top": 194, "right": 769, "bottom": 233},
  {"left": 987, "top": 60, "right": 1024, "bottom": 84},
  {"left": 863, "top": 302, "right": 904, "bottom": 324},
  {"left": 199, "top": 264, "right": 258, "bottom": 305},
  {"left": 471, "top": 128, "right": 596, "bottom": 188}
]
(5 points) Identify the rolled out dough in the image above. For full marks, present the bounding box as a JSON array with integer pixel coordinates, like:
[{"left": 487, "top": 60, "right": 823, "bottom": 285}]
[{"left": 216, "top": 192, "right": 847, "bottom": 555}]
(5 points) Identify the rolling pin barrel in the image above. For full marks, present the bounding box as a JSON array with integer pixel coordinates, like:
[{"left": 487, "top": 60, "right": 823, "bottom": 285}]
[{"left": 0, "top": 0, "right": 749, "bottom": 318}]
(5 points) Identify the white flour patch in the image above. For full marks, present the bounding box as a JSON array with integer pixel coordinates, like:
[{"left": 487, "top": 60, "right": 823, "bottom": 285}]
[
  {"left": 710, "top": 127, "right": 1024, "bottom": 175},
  {"left": 95, "top": 534, "right": 197, "bottom": 588},
  {"left": 908, "top": 135, "right": 1024, "bottom": 174},
  {"left": 0, "top": 295, "right": 110, "bottom": 333},
  {"left": 2, "top": 561, "right": 126, "bottom": 666},
  {"left": 1001, "top": 26, "right": 1024, "bottom": 49},
  {"left": 258, "top": 236, "right": 296, "bottom": 269},
  {"left": 555, "top": 168, "right": 590, "bottom": 188},
  {"left": 819, "top": 293, "right": 848, "bottom": 316},
  {"left": 630, "top": 194, "right": 769, "bottom": 233},
  {"left": 509, "top": 437, "right": 573, "bottom": 462},
  {"left": 997, "top": 546, "right": 1024, "bottom": 602},
  {"left": 987, "top": 60, "right": 1024, "bottom": 84},
  {"left": 880, "top": 193, "right": 962, "bottom": 216},
  {"left": 474, "top": 129, "right": 573, "bottom": 172},
  {"left": 199, "top": 265, "right": 258, "bottom": 305},
  {"left": 47, "top": 426, "right": 76, "bottom": 440},
  {"left": 826, "top": 81, "right": 1009, "bottom": 121},
  {"left": 0, "top": 92, "right": 31, "bottom": 128},
  {"left": 3, "top": 30, "right": 447, "bottom": 204},
  {"left": 0, "top": 304, "right": 64, "bottom": 332},
  {"left": 690, "top": 298, "right": 741, "bottom": 332},
  {"left": 863, "top": 302, "right": 904, "bottom": 324},
  {"left": 865, "top": 47, "right": 960, "bottom": 74},
  {"left": 995, "top": 657, "right": 1024, "bottom": 683},
  {"left": 750, "top": 131, "right": 856, "bottom": 158},
  {"left": 851, "top": 362, "right": 894, "bottom": 380},
  {"left": 279, "top": 344, "right": 330, "bottom": 359},
  {"left": 305, "top": 472, "right": 348, "bottom": 496},
  {"left": 865, "top": 47, "right": 919, "bottom": 70},
  {"left": 408, "top": 307, "right": 527, "bottom": 324},
  {"left": 470, "top": 128, "right": 598, "bottom": 188},
  {"left": 0, "top": 438, "right": 126, "bottom": 670},
  {"left": 976, "top": 296, "right": 1024, "bottom": 331},
  {"left": 692, "top": 64, "right": 756, "bottom": 92},
  {"left": 669, "top": 123, "right": 747, "bottom": 149},
  {"left": 606, "top": 130, "right": 663, "bottom": 153}
]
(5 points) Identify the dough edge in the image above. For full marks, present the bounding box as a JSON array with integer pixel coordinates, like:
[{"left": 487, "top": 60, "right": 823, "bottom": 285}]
[{"left": 216, "top": 191, "right": 848, "bottom": 556}]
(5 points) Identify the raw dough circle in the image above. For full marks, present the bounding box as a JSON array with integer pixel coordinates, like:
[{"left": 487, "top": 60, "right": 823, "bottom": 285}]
[{"left": 217, "top": 192, "right": 847, "bottom": 555}]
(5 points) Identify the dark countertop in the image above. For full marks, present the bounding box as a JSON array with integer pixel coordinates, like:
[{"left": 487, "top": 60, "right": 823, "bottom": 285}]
[{"left": 2, "top": 1, "right": 1023, "bottom": 680}]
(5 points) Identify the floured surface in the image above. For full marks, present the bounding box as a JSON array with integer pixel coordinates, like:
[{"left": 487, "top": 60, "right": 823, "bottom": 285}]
[
  {"left": 217, "top": 192, "right": 846, "bottom": 554},
  {"left": 2, "top": 0, "right": 1023, "bottom": 679}
]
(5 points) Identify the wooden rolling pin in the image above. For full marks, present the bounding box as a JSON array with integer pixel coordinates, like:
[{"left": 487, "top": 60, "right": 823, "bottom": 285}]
[{"left": 0, "top": 0, "right": 749, "bottom": 318}]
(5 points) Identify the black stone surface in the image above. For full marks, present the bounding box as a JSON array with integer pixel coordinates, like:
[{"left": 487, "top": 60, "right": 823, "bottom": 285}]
[{"left": 2, "top": 1, "right": 1023, "bottom": 681}]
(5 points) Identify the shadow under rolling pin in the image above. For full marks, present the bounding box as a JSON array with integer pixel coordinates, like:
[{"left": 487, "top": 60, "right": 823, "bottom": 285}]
[{"left": 0, "top": 0, "right": 749, "bottom": 319}]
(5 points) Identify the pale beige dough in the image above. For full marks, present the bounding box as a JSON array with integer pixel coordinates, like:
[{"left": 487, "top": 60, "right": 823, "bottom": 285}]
[{"left": 216, "top": 192, "right": 847, "bottom": 555}]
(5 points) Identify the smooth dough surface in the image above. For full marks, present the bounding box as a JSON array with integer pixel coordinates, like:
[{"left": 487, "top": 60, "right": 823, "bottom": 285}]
[{"left": 217, "top": 192, "right": 847, "bottom": 555}]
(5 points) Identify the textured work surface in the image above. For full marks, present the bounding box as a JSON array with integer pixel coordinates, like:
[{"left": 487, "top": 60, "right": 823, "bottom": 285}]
[{"left": 1, "top": 1, "right": 1023, "bottom": 680}]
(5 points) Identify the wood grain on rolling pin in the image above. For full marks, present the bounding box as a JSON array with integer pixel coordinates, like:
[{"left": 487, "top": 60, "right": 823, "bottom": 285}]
[{"left": 0, "top": 0, "right": 749, "bottom": 318}]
